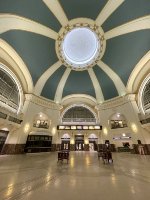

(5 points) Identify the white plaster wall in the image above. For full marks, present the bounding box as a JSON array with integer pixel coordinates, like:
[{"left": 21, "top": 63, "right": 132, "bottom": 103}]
[
  {"left": 98, "top": 95, "right": 150, "bottom": 146},
  {"left": 5, "top": 95, "right": 60, "bottom": 144},
  {"left": 57, "top": 130, "right": 101, "bottom": 145},
  {"left": 3, "top": 94, "right": 150, "bottom": 147}
]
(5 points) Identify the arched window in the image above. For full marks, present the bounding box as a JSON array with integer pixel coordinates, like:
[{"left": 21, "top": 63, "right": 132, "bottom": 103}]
[
  {"left": 138, "top": 74, "right": 150, "bottom": 114},
  {"left": 142, "top": 79, "right": 150, "bottom": 113},
  {"left": 0, "top": 64, "right": 23, "bottom": 113},
  {"left": 61, "top": 105, "right": 97, "bottom": 124}
]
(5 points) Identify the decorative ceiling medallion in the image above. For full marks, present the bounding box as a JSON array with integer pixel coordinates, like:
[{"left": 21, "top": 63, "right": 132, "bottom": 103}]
[{"left": 56, "top": 19, "right": 106, "bottom": 71}]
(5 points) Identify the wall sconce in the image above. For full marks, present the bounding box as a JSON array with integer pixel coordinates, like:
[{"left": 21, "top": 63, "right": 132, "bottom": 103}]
[
  {"left": 103, "top": 127, "right": 108, "bottom": 135},
  {"left": 70, "top": 139, "right": 74, "bottom": 144},
  {"left": 24, "top": 123, "right": 30, "bottom": 133},
  {"left": 52, "top": 127, "right": 56, "bottom": 135},
  {"left": 131, "top": 123, "right": 138, "bottom": 133},
  {"left": 85, "top": 139, "right": 89, "bottom": 144}
]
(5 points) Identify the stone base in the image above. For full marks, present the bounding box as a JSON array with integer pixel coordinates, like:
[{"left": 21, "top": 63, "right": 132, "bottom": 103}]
[
  {"left": 132, "top": 144, "right": 150, "bottom": 155},
  {"left": 98, "top": 144, "right": 116, "bottom": 152},
  {"left": 51, "top": 144, "right": 57, "bottom": 151},
  {"left": 56, "top": 144, "right": 61, "bottom": 151},
  {"left": 1, "top": 144, "right": 25, "bottom": 154},
  {"left": 145, "top": 144, "right": 150, "bottom": 154},
  {"left": 70, "top": 144, "right": 75, "bottom": 151},
  {"left": 84, "top": 144, "right": 89, "bottom": 151}
]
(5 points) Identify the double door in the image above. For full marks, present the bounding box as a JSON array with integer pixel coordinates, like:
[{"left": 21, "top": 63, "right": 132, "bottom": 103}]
[
  {"left": 75, "top": 141, "right": 84, "bottom": 151},
  {"left": 0, "top": 130, "right": 9, "bottom": 153},
  {"left": 75, "top": 135, "right": 84, "bottom": 151},
  {"left": 61, "top": 140, "right": 70, "bottom": 150}
]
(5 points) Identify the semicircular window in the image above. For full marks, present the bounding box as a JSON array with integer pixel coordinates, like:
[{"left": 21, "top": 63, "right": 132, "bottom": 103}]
[
  {"left": 0, "top": 68, "right": 19, "bottom": 112},
  {"left": 142, "top": 78, "right": 150, "bottom": 113},
  {"left": 62, "top": 106, "right": 96, "bottom": 124}
]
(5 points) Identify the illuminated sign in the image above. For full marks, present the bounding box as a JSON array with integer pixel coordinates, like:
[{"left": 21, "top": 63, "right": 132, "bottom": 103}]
[{"left": 57, "top": 125, "right": 102, "bottom": 130}]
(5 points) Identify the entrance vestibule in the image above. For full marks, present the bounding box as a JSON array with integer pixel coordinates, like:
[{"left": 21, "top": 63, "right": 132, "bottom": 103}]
[
  {"left": 75, "top": 135, "right": 84, "bottom": 151},
  {"left": 0, "top": 130, "right": 9, "bottom": 153}
]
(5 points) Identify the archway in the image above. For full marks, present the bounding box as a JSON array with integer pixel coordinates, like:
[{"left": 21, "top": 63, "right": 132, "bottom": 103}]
[
  {"left": 88, "top": 133, "right": 98, "bottom": 151},
  {"left": 61, "top": 133, "right": 71, "bottom": 151}
]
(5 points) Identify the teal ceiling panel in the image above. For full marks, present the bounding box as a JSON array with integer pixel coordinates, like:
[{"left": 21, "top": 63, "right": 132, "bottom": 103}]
[
  {"left": 102, "top": 30, "right": 150, "bottom": 85},
  {"left": 93, "top": 65, "right": 118, "bottom": 100},
  {"left": 63, "top": 71, "right": 96, "bottom": 98},
  {"left": 0, "top": 0, "right": 61, "bottom": 32},
  {"left": 41, "top": 66, "right": 66, "bottom": 100},
  {"left": 102, "top": 0, "right": 150, "bottom": 32},
  {"left": 1, "top": 30, "right": 58, "bottom": 84},
  {"left": 59, "top": 0, "right": 106, "bottom": 20}
]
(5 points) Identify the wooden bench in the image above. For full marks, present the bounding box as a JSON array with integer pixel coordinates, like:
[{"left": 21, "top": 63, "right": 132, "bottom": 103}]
[{"left": 57, "top": 151, "right": 69, "bottom": 163}]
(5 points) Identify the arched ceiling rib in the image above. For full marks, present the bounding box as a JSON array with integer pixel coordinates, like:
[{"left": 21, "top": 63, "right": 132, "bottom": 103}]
[
  {"left": 0, "top": 14, "right": 58, "bottom": 40},
  {"left": 105, "top": 15, "right": 150, "bottom": 39},
  {"left": 1, "top": 31, "right": 58, "bottom": 84},
  {"left": 55, "top": 68, "right": 71, "bottom": 103},
  {"left": 0, "top": 0, "right": 61, "bottom": 31},
  {"left": 88, "top": 68, "right": 104, "bottom": 103},
  {"left": 34, "top": 60, "right": 61, "bottom": 95},
  {"left": 96, "top": 0, "right": 125, "bottom": 26},
  {"left": 42, "top": 0, "right": 68, "bottom": 26},
  {"left": 41, "top": 66, "right": 66, "bottom": 100},
  {"left": 97, "top": 60, "right": 126, "bottom": 96},
  {"left": 93, "top": 66, "right": 118, "bottom": 100}
]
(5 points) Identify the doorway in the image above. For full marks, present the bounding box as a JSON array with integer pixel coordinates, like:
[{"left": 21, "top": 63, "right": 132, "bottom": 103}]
[
  {"left": 0, "top": 130, "right": 9, "bottom": 153},
  {"left": 89, "top": 140, "right": 98, "bottom": 151},
  {"left": 75, "top": 135, "right": 84, "bottom": 151},
  {"left": 61, "top": 140, "right": 70, "bottom": 151}
]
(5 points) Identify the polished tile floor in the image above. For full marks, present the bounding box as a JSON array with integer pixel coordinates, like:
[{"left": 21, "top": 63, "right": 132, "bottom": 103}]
[{"left": 0, "top": 152, "right": 150, "bottom": 200}]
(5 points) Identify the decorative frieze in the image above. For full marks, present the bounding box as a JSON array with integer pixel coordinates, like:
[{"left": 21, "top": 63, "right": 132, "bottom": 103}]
[
  {"left": 97, "top": 94, "right": 136, "bottom": 110},
  {"left": 25, "top": 94, "right": 60, "bottom": 110}
]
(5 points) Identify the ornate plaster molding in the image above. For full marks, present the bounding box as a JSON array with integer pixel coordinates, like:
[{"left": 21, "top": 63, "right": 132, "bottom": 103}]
[
  {"left": 25, "top": 94, "right": 60, "bottom": 110},
  {"left": 55, "top": 18, "right": 106, "bottom": 71},
  {"left": 97, "top": 94, "right": 136, "bottom": 110}
]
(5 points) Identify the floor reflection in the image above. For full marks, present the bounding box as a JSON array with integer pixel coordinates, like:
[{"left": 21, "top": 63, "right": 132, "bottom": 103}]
[{"left": 0, "top": 152, "right": 150, "bottom": 200}]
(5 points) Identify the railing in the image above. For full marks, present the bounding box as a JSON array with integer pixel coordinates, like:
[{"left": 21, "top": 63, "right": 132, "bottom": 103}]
[
  {"left": 0, "top": 95, "right": 18, "bottom": 110},
  {"left": 111, "top": 124, "right": 128, "bottom": 129},
  {"left": 8, "top": 116, "right": 23, "bottom": 124},
  {"left": 0, "top": 111, "right": 7, "bottom": 119},
  {"left": 33, "top": 123, "right": 49, "bottom": 129},
  {"left": 138, "top": 113, "right": 150, "bottom": 125},
  {"left": 140, "top": 118, "right": 150, "bottom": 125}
]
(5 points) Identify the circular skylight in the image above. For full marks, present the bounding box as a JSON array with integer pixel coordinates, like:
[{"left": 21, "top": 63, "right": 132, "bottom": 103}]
[{"left": 62, "top": 27, "right": 100, "bottom": 69}]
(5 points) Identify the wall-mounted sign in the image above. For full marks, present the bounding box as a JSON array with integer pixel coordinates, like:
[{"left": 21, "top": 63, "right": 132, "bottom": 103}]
[{"left": 57, "top": 125, "right": 102, "bottom": 130}]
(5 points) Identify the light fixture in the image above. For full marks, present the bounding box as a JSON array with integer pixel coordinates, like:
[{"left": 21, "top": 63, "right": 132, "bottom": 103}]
[
  {"left": 131, "top": 123, "right": 138, "bottom": 133},
  {"left": 62, "top": 27, "right": 100, "bottom": 69},
  {"left": 117, "top": 113, "right": 120, "bottom": 118},
  {"left": 85, "top": 139, "right": 89, "bottom": 144},
  {"left": 103, "top": 127, "right": 108, "bottom": 135},
  {"left": 24, "top": 123, "right": 30, "bottom": 133},
  {"left": 70, "top": 139, "right": 74, "bottom": 144},
  {"left": 52, "top": 127, "right": 56, "bottom": 135}
]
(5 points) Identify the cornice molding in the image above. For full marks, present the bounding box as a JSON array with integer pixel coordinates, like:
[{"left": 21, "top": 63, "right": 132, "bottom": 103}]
[
  {"left": 25, "top": 94, "right": 60, "bottom": 110},
  {"left": 97, "top": 94, "right": 136, "bottom": 110}
]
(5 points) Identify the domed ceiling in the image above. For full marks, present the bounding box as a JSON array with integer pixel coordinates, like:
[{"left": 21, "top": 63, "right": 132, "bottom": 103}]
[{"left": 0, "top": 0, "right": 150, "bottom": 104}]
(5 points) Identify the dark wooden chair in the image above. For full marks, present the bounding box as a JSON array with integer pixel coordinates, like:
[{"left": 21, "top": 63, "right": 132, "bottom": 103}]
[
  {"left": 102, "top": 150, "right": 113, "bottom": 164},
  {"left": 57, "top": 151, "right": 69, "bottom": 163}
]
